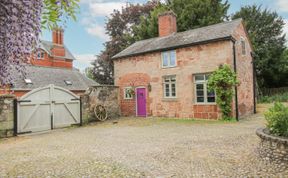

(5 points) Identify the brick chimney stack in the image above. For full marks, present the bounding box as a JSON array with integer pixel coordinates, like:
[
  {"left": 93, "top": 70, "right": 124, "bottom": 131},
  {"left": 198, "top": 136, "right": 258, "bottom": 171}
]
[
  {"left": 52, "top": 28, "right": 64, "bottom": 45},
  {"left": 158, "top": 11, "right": 177, "bottom": 37}
]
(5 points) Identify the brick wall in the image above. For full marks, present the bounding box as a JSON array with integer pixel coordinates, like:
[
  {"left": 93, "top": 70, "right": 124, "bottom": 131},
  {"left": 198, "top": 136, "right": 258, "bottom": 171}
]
[
  {"left": 233, "top": 22, "right": 255, "bottom": 118},
  {"left": 115, "top": 40, "right": 234, "bottom": 119},
  {"left": 114, "top": 24, "right": 254, "bottom": 119}
]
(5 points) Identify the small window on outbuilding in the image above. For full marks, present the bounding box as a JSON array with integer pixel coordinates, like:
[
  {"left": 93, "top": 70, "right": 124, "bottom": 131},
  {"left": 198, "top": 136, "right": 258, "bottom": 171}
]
[
  {"left": 36, "top": 51, "right": 45, "bottom": 60},
  {"left": 241, "top": 38, "right": 246, "bottom": 56},
  {"left": 64, "top": 80, "right": 72, "bottom": 85},
  {"left": 24, "top": 79, "right": 32, "bottom": 84},
  {"left": 124, "top": 87, "right": 133, "bottom": 100}
]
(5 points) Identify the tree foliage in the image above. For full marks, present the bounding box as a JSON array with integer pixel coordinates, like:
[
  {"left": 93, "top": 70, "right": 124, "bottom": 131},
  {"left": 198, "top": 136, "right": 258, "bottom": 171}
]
[
  {"left": 92, "top": 1, "right": 159, "bottom": 84},
  {"left": 208, "top": 64, "right": 239, "bottom": 120},
  {"left": 92, "top": 0, "right": 230, "bottom": 84},
  {"left": 232, "top": 5, "right": 288, "bottom": 88},
  {"left": 133, "top": 0, "right": 230, "bottom": 40},
  {"left": 0, "top": 0, "right": 79, "bottom": 85}
]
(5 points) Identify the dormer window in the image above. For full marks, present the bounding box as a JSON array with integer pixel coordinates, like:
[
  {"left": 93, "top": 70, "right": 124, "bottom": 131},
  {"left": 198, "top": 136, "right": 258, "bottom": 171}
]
[
  {"left": 162, "top": 50, "right": 176, "bottom": 68},
  {"left": 36, "top": 51, "right": 44, "bottom": 60},
  {"left": 64, "top": 80, "right": 72, "bottom": 85},
  {"left": 24, "top": 79, "right": 32, "bottom": 84}
]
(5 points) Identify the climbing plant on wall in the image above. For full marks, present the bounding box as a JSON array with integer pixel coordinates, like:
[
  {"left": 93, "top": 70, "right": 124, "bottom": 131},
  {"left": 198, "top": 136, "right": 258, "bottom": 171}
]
[{"left": 207, "top": 64, "right": 239, "bottom": 120}]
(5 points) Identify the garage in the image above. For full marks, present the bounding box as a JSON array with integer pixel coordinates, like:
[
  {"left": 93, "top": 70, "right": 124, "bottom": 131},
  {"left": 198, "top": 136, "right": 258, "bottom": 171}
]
[{"left": 16, "top": 85, "right": 81, "bottom": 134}]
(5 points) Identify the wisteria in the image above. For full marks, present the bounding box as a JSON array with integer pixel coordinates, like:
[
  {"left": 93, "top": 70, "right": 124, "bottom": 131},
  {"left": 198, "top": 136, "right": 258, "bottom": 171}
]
[
  {"left": 0, "top": 0, "right": 78, "bottom": 86},
  {"left": 0, "top": 0, "right": 42, "bottom": 85}
]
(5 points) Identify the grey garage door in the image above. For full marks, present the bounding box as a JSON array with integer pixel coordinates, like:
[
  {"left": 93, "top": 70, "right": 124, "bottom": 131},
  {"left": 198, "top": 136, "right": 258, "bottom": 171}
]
[{"left": 17, "top": 85, "right": 81, "bottom": 134}]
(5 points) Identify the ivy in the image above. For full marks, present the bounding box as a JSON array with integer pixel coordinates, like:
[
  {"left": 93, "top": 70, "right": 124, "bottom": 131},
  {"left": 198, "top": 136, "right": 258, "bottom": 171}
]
[{"left": 208, "top": 64, "right": 239, "bottom": 120}]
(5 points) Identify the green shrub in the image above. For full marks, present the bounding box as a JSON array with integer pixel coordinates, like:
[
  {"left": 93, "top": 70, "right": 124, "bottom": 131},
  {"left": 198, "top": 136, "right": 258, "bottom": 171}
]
[
  {"left": 258, "top": 92, "right": 288, "bottom": 103},
  {"left": 265, "top": 102, "right": 288, "bottom": 137}
]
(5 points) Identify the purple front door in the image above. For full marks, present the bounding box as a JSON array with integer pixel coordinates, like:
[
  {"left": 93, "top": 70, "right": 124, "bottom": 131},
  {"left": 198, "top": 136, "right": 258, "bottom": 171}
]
[{"left": 136, "top": 88, "right": 147, "bottom": 117}]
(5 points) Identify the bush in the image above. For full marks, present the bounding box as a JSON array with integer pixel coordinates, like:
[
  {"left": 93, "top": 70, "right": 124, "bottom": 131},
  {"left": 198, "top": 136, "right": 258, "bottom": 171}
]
[
  {"left": 265, "top": 102, "right": 288, "bottom": 137},
  {"left": 258, "top": 92, "right": 288, "bottom": 103}
]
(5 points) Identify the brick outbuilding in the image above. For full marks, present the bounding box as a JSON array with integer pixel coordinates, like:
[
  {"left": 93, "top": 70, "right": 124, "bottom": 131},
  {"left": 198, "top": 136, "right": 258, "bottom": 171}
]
[{"left": 113, "top": 11, "right": 255, "bottom": 120}]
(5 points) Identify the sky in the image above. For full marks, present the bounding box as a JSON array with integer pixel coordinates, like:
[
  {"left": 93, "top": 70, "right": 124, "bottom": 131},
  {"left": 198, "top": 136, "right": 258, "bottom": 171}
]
[{"left": 41, "top": 0, "right": 288, "bottom": 71}]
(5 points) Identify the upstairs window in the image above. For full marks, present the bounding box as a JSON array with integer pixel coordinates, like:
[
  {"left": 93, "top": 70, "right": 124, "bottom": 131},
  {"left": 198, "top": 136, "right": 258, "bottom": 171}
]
[
  {"left": 241, "top": 38, "right": 246, "bottom": 56},
  {"left": 162, "top": 50, "right": 176, "bottom": 68},
  {"left": 36, "top": 51, "right": 45, "bottom": 60},
  {"left": 163, "top": 75, "right": 176, "bottom": 98},
  {"left": 194, "top": 74, "right": 215, "bottom": 103}
]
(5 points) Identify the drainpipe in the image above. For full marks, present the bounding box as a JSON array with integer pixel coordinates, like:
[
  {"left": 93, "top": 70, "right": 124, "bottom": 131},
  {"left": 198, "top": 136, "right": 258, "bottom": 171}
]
[
  {"left": 251, "top": 52, "right": 257, "bottom": 114},
  {"left": 232, "top": 41, "right": 239, "bottom": 121}
]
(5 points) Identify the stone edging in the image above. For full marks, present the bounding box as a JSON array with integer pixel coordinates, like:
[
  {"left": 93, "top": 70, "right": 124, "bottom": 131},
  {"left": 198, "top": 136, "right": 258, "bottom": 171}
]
[{"left": 256, "top": 128, "right": 288, "bottom": 146}]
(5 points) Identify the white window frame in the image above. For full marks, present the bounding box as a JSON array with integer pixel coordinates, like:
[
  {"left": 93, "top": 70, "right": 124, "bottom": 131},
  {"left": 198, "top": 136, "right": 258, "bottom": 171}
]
[
  {"left": 240, "top": 37, "right": 246, "bottom": 56},
  {"left": 161, "top": 50, "right": 177, "bottom": 68},
  {"left": 124, "top": 87, "right": 133, "bottom": 100},
  {"left": 194, "top": 74, "right": 216, "bottom": 104},
  {"left": 36, "top": 51, "right": 44, "bottom": 60},
  {"left": 163, "top": 75, "right": 177, "bottom": 99}
]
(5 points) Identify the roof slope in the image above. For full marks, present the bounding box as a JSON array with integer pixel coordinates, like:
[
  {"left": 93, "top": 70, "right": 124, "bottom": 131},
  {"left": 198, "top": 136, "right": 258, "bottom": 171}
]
[
  {"left": 10, "top": 65, "right": 98, "bottom": 91},
  {"left": 113, "top": 19, "right": 242, "bottom": 59},
  {"left": 40, "top": 40, "right": 76, "bottom": 60}
]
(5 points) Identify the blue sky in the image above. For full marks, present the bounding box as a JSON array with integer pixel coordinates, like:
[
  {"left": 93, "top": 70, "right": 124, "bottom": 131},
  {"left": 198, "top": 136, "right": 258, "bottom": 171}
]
[{"left": 41, "top": 0, "right": 288, "bottom": 71}]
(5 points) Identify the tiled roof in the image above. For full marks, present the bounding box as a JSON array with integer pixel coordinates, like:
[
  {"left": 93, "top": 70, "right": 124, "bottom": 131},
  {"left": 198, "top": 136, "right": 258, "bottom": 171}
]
[
  {"left": 40, "top": 40, "right": 76, "bottom": 60},
  {"left": 113, "top": 19, "right": 242, "bottom": 59},
  {"left": 10, "top": 65, "right": 98, "bottom": 91}
]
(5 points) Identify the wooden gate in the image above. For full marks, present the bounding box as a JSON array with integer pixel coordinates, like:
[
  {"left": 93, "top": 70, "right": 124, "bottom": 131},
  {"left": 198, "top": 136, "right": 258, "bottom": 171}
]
[{"left": 17, "top": 85, "right": 81, "bottom": 134}]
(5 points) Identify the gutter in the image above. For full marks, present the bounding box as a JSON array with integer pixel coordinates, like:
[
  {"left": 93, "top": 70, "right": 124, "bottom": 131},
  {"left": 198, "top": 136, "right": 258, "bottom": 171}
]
[
  {"left": 232, "top": 41, "right": 239, "bottom": 121},
  {"left": 113, "top": 36, "right": 236, "bottom": 60}
]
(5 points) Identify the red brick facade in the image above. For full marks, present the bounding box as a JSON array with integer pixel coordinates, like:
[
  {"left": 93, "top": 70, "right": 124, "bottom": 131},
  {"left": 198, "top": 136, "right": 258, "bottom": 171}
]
[{"left": 114, "top": 22, "right": 254, "bottom": 120}]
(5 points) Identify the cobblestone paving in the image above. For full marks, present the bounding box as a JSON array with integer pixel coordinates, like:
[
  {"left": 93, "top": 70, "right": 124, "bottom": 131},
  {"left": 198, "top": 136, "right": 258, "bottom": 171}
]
[{"left": 0, "top": 112, "right": 287, "bottom": 177}]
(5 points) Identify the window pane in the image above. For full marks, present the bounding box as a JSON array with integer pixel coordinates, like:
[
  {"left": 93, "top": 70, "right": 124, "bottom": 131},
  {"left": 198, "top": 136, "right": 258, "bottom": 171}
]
[
  {"left": 162, "top": 52, "right": 169, "bottom": 67},
  {"left": 207, "top": 90, "right": 215, "bottom": 97},
  {"left": 195, "top": 75, "right": 205, "bottom": 81},
  {"left": 197, "top": 90, "right": 204, "bottom": 96},
  {"left": 171, "top": 76, "right": 176, "bottom": 82},
  {"left": 197, "top": 97, "right": 204, "bottom": 103},
  {"left": 170, "top": 51, "right": 176, "bottom": 66},
  {"left": 241, "top": 40, "right": 246, "bottom": 55},
  {"left": 196, "top": 84, "right": 204, "bottom": 90},
  {"left": 171, "top": 83, "right": 176, "bottom": 97},
  {"left": 207, "top": 97, "right": 215, "bottom": 103}
]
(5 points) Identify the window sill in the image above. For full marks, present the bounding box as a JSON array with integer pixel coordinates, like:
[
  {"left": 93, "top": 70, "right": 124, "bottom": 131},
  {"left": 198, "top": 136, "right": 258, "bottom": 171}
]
[
  {"left": 162, "top": 98, "right": 178, "bottom": 102},
  {"left": 194, "top": 103, "right": 217, "bottom": 105},
  {"left": 161, "top": 66, "right": 177, "bottom": 69}
]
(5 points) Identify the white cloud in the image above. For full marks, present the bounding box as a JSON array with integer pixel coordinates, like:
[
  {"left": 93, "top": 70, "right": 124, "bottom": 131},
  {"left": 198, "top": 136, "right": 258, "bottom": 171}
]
[
  {"left": 89, "top": 2, "right": 126, "bottom": 17},
  {"left": 284, "top": 19, "right": 288, "bottom": 40},
  {"left": 276, "top": 0, "right": 288, "bottom": 12},
  {"left": 74, "top": 54, "right": 95, "bottom": 71},
  {"left": 80, "top": 0, "right": 126, "bottom": 41},
  {"left": 86, "top": 24, "right": 110, "bottom": 41}
]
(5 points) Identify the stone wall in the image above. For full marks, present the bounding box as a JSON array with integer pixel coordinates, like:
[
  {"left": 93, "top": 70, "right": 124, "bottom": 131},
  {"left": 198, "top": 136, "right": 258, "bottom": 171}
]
[
  {"left": 256, "top": 128, "right": 288, "bottom": 169},
  {"left": 0, "top": 95, "right": 15, "bottom": 138},
  {"left": 81, "top": 86, "right": 120, "bottom": 123}
]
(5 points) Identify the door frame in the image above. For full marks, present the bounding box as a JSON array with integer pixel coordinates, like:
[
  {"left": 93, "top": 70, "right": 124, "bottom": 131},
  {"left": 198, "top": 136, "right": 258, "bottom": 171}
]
[{"left": 135, "top": 86, "right": 147, "bottom": 117}]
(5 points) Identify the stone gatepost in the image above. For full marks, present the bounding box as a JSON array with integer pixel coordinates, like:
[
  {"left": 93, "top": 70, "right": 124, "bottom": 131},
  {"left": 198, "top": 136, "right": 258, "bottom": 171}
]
[{"left": 0, "top": 95, "right": 16, "bottom": 138}]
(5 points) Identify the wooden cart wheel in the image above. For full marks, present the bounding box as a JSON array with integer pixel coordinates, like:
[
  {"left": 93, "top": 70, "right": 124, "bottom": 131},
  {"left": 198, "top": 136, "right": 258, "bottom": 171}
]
[{"left": 94, "top": 105, "right": 108, "bottom": 121}]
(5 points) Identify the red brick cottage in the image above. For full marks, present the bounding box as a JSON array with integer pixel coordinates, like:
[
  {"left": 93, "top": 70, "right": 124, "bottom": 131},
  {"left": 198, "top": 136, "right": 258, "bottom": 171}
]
[
  {"left": 0, "top": 29, "right": 97, "bottom": 97},
  {"left": 113, "top": 11, "right": 255, "bottom": 120}
]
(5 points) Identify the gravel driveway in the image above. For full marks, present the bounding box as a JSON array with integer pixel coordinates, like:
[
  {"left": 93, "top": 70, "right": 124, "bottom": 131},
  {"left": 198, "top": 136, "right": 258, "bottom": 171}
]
[{"left": 0, "top": 112, "right": 287, "bottom": 177}]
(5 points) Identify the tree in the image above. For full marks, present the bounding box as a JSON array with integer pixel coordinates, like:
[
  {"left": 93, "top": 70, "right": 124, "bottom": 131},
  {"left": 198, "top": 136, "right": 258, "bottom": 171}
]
[
  {"left": 133, "top": 0, "right": 230, "bottom": 40},
  {"left": 92, "top": 1, "right": 159, "bottom": 84},
  {"left": 232, "top": 5, "right": 287, "bottom": 88},
  {"left": 0, "top": 0, "right": 79, "bottom": 85}
]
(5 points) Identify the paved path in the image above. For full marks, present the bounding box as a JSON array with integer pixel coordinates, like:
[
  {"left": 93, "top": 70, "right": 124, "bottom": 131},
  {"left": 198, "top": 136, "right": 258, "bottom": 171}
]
[{"left": 0, "top": 113, "right": 287, "bottom": 177}]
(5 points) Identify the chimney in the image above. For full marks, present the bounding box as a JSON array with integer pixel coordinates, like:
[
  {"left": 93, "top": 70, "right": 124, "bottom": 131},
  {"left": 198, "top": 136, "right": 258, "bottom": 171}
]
[
  {"left": 158, "top": 11, "right": 177, "bottom": 37},
  {"left": 52, "top": 28, "right": 64, "bottom": 45}
]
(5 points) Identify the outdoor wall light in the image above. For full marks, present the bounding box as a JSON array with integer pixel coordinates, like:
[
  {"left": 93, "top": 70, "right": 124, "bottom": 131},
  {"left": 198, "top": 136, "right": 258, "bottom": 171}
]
[{"left": 148, "top": 83, "right": 152, "bottom": 92}]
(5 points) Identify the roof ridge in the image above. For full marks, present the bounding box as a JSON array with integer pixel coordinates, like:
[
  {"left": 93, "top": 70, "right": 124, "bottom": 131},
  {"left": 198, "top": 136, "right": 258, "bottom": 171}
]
[{"left": 132, "top": 18, "right": 242, "bottom": 44}]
